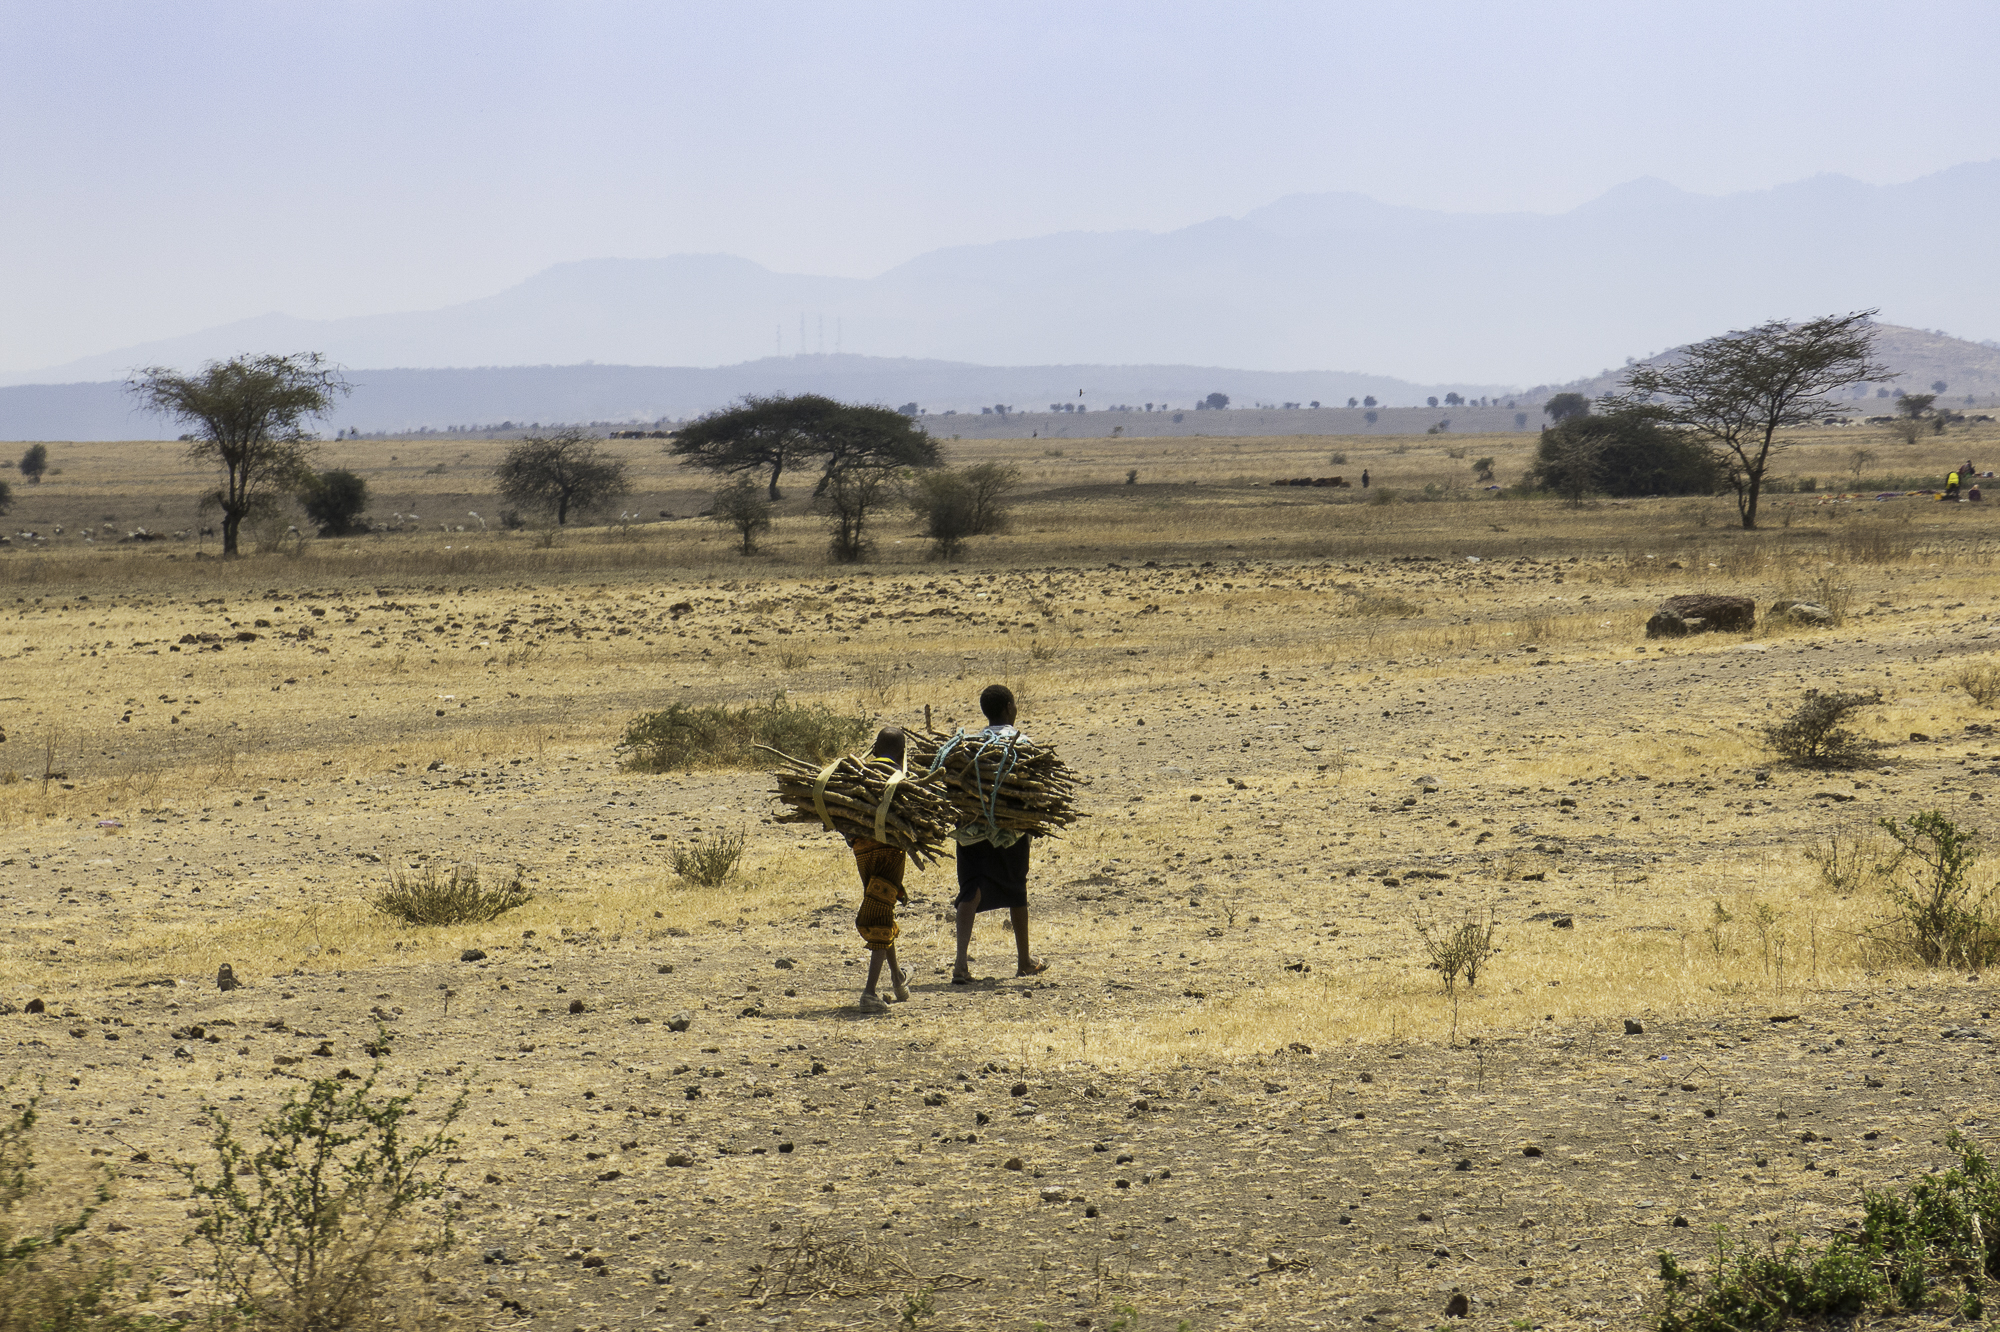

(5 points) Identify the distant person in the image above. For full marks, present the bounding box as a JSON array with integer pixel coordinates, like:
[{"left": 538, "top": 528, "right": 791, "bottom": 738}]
[
  {"left": 1947, "top": 470, "right": 1961, "bottom": 499},
  {"left": 848, "top": 727, "right": 913, "bottom": 1014},
  {"left": 1971, "top": 485, "right": 1984, "bottom": 502},
  {"left": 951, "top": 685, "right": 1046, "bottom": 983},
  {"left": 1361, "top": 469, "right": 1370, "bottom": 490}
]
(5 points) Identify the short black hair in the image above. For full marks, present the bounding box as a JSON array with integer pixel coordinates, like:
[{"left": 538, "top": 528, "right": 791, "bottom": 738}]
[
  {"left": 979, "top": 684, "right": 1015, "bottom": 723},
  {"left": 870, "top": 726, "right": 906, "bottom": 766}
]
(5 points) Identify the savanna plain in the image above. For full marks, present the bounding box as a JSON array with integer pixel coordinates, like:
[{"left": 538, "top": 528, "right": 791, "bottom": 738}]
[{"left": 4, "top": 425, "right": 2000, "bottom": 1331}]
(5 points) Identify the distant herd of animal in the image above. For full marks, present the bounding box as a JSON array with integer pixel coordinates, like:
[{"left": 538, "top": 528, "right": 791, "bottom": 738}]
[{"left": 1269, "top": 476, "right": 1352, "bottom": 488}]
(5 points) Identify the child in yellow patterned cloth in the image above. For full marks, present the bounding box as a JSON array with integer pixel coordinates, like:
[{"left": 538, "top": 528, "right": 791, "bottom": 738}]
[{"left": 849, "top": 726, "right": 913, "bottom": 1014}]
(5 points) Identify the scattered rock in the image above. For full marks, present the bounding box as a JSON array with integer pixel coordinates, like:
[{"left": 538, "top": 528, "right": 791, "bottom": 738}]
[
  {"left": 666, "top": 1013, "right": 692, "bottom": 1032},
  {"left": 1003, "top": 1157, "right": 1025, "bottom": 1172},
  {"left": 1444, "top": 1291, "right": 1471, "bottom": 1318},
  {"left": 567, "top": 999, "right": 585, "bottom": 1014},
  {"left": 24, "top": 999, "right": 45, "bottom": 1014},
  {"left": 774, "top": 957, "right": 795, "bottom": 970},
  {"left": 1624, "top": 1019, "right": 1645, "bottom": 1035},
  {"left": 1038, "top": 1187, "right": 1067, "bottom": 1203},
  {"left": 459, "top": 948, "right": 487, "bottom": 963},
  {"left": 1550, "top": 915, "right": 1574, "bottom": 928},
  {"left": 1659, "top": 593, "right": 1755, "bottom": 632},
  {"left": 1522, "top": 1145, "right": 1543, "bottom": 1157},
  {"left": 1672, "top": 1215, "right": 1691, "bottom": 1228},
  {"left": 1010, "top": 1081, "right": 1029, "bottom": 1097},
  {"left": 216, "top": 964, "right": 242, "bottom": 993}
]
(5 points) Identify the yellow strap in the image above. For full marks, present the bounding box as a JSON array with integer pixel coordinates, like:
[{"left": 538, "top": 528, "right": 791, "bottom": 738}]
[
  {"left": 874, "top": 768, "right": 907, "bottom": 842},
  {"left": 812, "top": 759, "right": 840, "bottom": 831}
]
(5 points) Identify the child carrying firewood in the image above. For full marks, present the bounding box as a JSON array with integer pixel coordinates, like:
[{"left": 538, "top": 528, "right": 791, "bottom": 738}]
[{"left": 850, "top": 727, "right": 913, "bottom": 1014}]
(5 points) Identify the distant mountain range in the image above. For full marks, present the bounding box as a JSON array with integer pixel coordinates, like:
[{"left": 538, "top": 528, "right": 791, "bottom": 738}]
[
  {"left": 4, "top": 323, "right": 1995, "bottom": 443},
  {"left": 0, "top": 356, "right": 1517, "bottom": 442},
  {"left": 8, "top": 164, "right": 2000, "bottom": 390},
  {"left": 1526, "top": 322, "right": 2000, "bottom": 404}
]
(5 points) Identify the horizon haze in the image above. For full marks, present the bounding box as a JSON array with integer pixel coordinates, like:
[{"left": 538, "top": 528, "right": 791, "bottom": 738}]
[{"left": 7, "top": 0, "right": 2000, "bottom": 384}]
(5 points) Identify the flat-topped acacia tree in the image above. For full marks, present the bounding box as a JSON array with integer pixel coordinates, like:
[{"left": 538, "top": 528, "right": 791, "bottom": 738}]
[
  {"left": 127, "top": 353, "right": 349, "bottom": 557},
  {"left": 1605, "top": 311, "right": 1890, "bottom": 530},
  {"left": 668, "top": 393, "right": 939, "bottom": 501}
]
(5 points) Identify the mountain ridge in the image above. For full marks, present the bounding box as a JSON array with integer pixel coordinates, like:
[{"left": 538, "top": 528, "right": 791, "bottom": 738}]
[{"left": 10, "top": 164, "right": 2000, "bottom": 388}]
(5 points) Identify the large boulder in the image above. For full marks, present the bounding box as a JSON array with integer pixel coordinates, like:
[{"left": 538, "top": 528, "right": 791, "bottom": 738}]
[{"left": 1658, "top": 594, "right": 1755, "bottom": 632}]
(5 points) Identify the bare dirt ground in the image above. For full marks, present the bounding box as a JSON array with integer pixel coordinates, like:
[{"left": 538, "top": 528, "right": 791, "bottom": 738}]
[{"left": 2, "top": 425, "right": 2000, "bottom": 1330}]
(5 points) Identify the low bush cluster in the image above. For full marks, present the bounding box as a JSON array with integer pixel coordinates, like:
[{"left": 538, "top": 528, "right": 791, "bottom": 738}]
[
  {"left": 1660, "top": 1133, "right": 2000, "bottom": 1329},
  {"left": 0, "top": 1072, "right": 462, "bottom": 1331},
  {"left": 670, "top": 828, "right": 746, "bottom": 888},
  {"left": 373, "top": 862, "right": 531, "bottom": 926},
  {"left": 619, "top": 693, "right": 872, "bottom": 772},
  {"left": 1762, "top": 689, "right": 1882, "bottom": 768}
]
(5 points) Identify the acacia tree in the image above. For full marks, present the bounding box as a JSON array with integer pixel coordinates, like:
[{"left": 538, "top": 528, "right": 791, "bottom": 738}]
[
  {"left": 668, "top": 394, "right": 937, "bottom": 500},
  {"left": 817, "top": 464, "right": 896, "bottom": 563},
  {"left": 127, "top": 353, "right": 349, "bottom": 557},
  {"left": 18, "top": 445, "right": 48, "bottom": 484},
  {"left": 494, "top": 430, "right": 631, "bottom": 525},
  {"left": 1606, "top": 311, "right": 1891, "bottom": 530},
  {"left": 708, "top": 475, "right": 772, "bottom": 554}
]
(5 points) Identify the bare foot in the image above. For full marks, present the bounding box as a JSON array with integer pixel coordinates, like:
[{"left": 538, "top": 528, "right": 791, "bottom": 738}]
[
  {"left": 1016, "top": 958, "right": 1049, "bottom": 977},
  {"left": 951, "top": 966, "right": 974, "bottom": 985},
  {"left": 891, "top": 970, "right": 912, "bottom": 1002},
  {"left": 857, "top": 991, "right": 889, "bottom": 1014}
]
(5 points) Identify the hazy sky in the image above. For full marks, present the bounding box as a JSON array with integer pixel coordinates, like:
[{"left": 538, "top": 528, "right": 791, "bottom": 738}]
[{"left": 7, "top": 0, "right": 1999, "bottom": 376}]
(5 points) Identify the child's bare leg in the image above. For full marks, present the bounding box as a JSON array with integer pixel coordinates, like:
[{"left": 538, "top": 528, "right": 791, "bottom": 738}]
[
  {"left": 885, "top": 946, "right": 910, "bottom": 1001},
  {"left": 857, "top": 949, "right": 891, "bottom": 1013},
  {"left": 1011, "top": 906, "right": 1046, "bottom": 975},
  {"left": 953, "top": 892, "right": 980, "bottom": 980}
]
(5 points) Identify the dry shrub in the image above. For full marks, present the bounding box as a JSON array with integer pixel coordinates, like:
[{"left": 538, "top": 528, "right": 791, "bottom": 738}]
[
  {"left": 618, "top": 694, "right": 871, "bottom": 772},
  {"left": 1762, "top": 690, "right": 1882, "bottom": 769},
  {"left": 179, "top": 1071, "right": 466, "bottom": 1332},
  {"left": 669, "top": 829, "right": 744, "bottom": 889},
  {"left": 1804, "top": 824, "right": 1885, "bottom": 895},
  {"left": 746, "top": 1223, "right": 978, "bottom": 1300},
  {"left": 0, "top": 1088, "right": 126, "bottom": 1332},
  {"left": 1338, "top": 590, "right": 1417, "bottom": 618},
  {"left": 1953, "top": 661, "right": 2000, "bottom": 708},
  {"left": 1876, "top": 810, "right": 1999, "bottom": 969},
  {"left": 373, "top": 863, "right": 530, "bottom": 926},
  {"left": 1831, "top": 523, "right": 1908, "bottom": 564}
]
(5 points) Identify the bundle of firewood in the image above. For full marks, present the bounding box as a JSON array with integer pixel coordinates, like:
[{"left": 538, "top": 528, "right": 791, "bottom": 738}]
[
  {"left": 761, "top": 747, "right": 956, "bottom": 866},
  {"left": 909, "top": 729, "right": 1087, "bottom": 838}
]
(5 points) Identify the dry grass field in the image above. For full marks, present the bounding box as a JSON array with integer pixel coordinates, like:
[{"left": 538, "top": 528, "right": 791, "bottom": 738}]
[{"left": 3, "top": 422, "right": 2000, "bottom": 1331}]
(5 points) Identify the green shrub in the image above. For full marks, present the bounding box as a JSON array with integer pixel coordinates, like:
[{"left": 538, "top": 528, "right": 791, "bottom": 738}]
[
  {"left": 1878, "top": 810, "right": 1997, "bottom": 967},
  {"left": 0, "top": 1086, "right": 130, "bottom": 1332},
  {"left": 178, "top": 1070, "right": 465, "bottom": 1331},
  {"left": 671, "top": 829, "right": 746, "bottom": 888},
  {"left": 1762, "top": 690, "right": 1882, "bottom": 768},
  {"left": 619, "top": 693, "right": 872, "bottom": 772},
  {"left": 1659, "top": 1133, "right": 2000, "bottom": 1329},
  {"left": 373, "top": 862, "right": 531, "bottom": 926}
]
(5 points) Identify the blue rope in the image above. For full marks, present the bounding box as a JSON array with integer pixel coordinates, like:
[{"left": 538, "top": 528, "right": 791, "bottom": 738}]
[{"left": 927, "top": 728, "right": 1021, "bottom": 843}]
